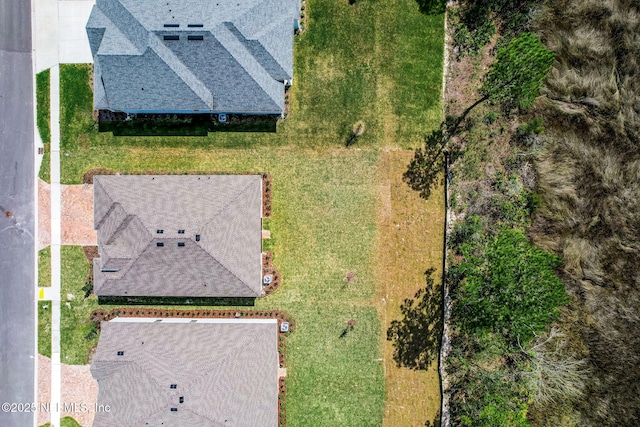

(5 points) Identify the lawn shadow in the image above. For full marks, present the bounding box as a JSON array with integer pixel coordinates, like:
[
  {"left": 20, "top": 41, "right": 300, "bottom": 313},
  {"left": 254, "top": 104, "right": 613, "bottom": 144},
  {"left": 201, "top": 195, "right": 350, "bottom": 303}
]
[
  {"left": 98, "top": 111, "right": 277, "bottom": 136},
  {"left": 386, "top": 267, "right": 443, "bottom": 370},
  {"left": 415, "top": 0, "right": 447, "bottom": 15},
  {"left": 97, "top": 296, "right": 257, "bottom": 306}
]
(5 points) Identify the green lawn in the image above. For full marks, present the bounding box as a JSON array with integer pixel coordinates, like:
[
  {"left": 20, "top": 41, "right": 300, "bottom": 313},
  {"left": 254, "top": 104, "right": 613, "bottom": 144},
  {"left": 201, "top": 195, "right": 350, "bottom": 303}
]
[
  {"left": 38, "top": 301, "right": 51, "bottom": 358},
  {"left": 38, "top": 247, "right": 51, "bottom": 288},
  {"left": 56, "top": 0, "right": 445, "bottom": 425},
  {"left": 38, "top": 247, "right": 52, "bottom": 357},
  {"left": 36, "top": 69, "right": 51, "bottom": 182},
  {"left": 60, "top": 246, "right": 100, "bottom": 364}
]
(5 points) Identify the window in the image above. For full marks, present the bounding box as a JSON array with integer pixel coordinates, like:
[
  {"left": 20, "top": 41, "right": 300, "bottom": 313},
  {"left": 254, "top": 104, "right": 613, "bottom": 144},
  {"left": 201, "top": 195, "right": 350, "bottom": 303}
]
[
  {"left": 178, "top": 242, "right": 185, "bottom": 247},
  {"left": 117, "top": 351, "right": 124, "bottom": 356},
  {"left": 163, "top": 35, "right": 179, "bottom": 41},
  {"left": 170, "top": 384, "right": 177, "bottom": 389},
  {"left": 157, "top": 242, "right": 164, "bottom": 247},
  {"left": 187, "top": 24, "right": 203, "bottom": 27},
  {"left": 157, "top": 229, "right": 164, "bottom": 234},
  {"left": 164, "top": 24, "right": 179, "bottom": 27},
  {"left": 178, "top": 229, "right": 185, "bottom": 234},
  {"left": 188, "top": 35, "right": 204, "bottom": 41}
]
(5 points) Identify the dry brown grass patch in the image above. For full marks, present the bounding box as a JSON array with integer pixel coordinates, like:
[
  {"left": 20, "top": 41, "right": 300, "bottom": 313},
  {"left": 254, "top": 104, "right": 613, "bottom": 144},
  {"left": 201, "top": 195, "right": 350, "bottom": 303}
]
[{"left": 376, "top": 150, "right": 444, "bottom": 427}]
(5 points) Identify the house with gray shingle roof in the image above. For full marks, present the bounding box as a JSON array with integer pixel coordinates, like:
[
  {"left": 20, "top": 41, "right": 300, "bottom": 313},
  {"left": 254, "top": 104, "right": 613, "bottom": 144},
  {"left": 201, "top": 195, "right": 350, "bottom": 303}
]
[
  {"left": 93, "top": 175, "right": 263, "bottom": 298},
  {"left": 91, "top": 318, "right": 279, "bottom": 426},
  {"left": 86, "top": 0, "right": 299, "bottom": 115}
]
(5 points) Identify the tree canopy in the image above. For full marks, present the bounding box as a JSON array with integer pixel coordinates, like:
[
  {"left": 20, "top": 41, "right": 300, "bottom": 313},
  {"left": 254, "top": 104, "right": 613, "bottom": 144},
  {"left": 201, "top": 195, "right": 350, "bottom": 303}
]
[
  {"left": 451, "top": 227, "right": 568, "bottom": 345},
  {"left": 481, "top": 32, "right": 555, "bottom": 109}
]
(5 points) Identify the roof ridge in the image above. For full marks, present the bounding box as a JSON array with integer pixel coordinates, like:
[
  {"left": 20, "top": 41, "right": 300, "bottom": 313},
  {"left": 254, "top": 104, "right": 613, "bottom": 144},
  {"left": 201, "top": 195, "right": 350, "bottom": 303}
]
[
  {"left": 182, "top": 328, "right": 265, "bottom": 423},
  {"left": 196, "top": 242, "right": 258, "bottom": 296},
  {"left": 125, "top": 361, "right": 177, "bottom": 426},
  {"left": 101, "top": 237, "right": 156, "bottom": 290},
  {"left": 211, "top": 23, "right": 282, "bottom": 108},
  {"left": 105, "top": 214, "right": 134, "bottom": 245},
  {"left": 95, "top": 193, "right": 117, "bottom": 229},
  {"left": 148, "top": 33, "right": 213, "bottom": 108},
  {"left": 195, "top": 180, "right": 260, "bottom": 295}
]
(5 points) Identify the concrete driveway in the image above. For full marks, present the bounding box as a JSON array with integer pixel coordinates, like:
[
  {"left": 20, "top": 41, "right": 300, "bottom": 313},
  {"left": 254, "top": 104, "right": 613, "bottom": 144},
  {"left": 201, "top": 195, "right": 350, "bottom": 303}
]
[
  {"left": 38, "top": 180, "right": 97, "bottom": 249},
  {"left": 35, "top": 0, "right": 94, "bottom": 72}
]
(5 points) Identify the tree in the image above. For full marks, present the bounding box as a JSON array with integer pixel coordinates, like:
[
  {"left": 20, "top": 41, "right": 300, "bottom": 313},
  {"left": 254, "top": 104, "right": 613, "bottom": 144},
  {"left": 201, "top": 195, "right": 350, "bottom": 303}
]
[
  {"left": 451, "top": 228, "right": 568, "bottom": 345},
  {"left": 452, "top": 33, "right": 555, "bottom": 133}
]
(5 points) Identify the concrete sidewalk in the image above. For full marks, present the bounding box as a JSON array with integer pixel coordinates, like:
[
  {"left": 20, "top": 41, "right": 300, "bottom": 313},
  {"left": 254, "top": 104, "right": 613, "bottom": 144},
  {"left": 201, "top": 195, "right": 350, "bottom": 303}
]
[{"left": 34, "top": 0, "right": 95, "bottom": 423}]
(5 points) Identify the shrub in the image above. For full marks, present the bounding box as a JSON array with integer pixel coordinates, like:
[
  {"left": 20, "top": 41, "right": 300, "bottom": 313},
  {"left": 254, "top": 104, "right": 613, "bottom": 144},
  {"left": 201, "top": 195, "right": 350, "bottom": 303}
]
[{"left": 451, "top": 228, "right": 569, "bottom": 345}]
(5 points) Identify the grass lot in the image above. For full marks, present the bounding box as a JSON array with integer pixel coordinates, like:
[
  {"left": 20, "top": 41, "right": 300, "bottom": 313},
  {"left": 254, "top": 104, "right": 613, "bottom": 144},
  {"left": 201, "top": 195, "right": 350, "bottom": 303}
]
[
  {"left": 60, "top": 246, "right": 100, "bottom": 364},
  {"left": 376, "top": 152, "right": 444, "bottom": 427},
  {"left": 38, "top": 301, "right": 52, "bottom": 358},
  {"left": 56, "top": 0, "right": 445, "bottom": 425},
  {"left": 36, "top": 69, "right": 51, "bottom": 182},
  {"left": 39, "top": 247, "right": 51, "bottom": 288},
  {"left": 38, "top": 247, "right": 52, "bottom": 357}
]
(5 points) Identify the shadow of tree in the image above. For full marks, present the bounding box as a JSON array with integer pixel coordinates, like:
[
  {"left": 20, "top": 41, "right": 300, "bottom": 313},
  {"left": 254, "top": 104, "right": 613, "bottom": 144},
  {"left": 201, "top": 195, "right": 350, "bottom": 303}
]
[
  {"left": 415, "top": 0, "right": 447, "bottom": 15},
  {"left": 403, "top": 129, "right": 447, "bottom": 201},
  {"left": 386, "top": 268, "right": 443, "bottom": 370},
  {"left": 424, "top": 410, "right": 441, "bottom": 427}
]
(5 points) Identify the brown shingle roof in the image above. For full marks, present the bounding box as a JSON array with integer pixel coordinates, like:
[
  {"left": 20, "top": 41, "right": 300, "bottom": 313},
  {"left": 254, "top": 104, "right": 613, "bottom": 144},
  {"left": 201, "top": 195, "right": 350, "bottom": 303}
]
[
  {"left": 93, "top": 175, "right": 262, "bottom": 297},
  {"left": 91, "top": 320, "right": 279, "bottom": 426}
]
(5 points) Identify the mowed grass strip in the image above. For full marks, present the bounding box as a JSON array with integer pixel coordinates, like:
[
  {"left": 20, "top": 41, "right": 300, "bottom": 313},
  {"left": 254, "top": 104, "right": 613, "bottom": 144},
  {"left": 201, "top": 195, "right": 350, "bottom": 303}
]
[
  {"left": 376, "top": 151, "right": 445, "bottom": 427},
  {"left": 36, "top": 69, "right": 51, "bottom": 182},
  {"left": 39, "top": 247, "right": 51, "bottom": 288},
  {"left": 38, "top": 247, "right": 52, "bottom": 357}
]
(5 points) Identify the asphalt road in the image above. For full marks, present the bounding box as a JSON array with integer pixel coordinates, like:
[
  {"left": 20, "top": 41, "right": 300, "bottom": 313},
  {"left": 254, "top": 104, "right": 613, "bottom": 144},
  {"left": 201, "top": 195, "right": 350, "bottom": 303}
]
[{"left": 0, "top": 0, "right": 36, "bottom": 425}]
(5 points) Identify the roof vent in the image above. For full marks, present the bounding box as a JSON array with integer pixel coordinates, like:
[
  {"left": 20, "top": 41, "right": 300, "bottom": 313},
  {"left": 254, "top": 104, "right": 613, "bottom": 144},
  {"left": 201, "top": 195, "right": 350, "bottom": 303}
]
[
  {"left": 178, "top": 242, "right": 185, "bottom": 247},
  {"left": 170, "top": 408, "right": 178, "bottom": 412},
  {"left": 179, "top": 397, "right": 184, "bottom": 403},
  {"left": 157, "top": 242, "right": 164, "bottom": 247},
  {"left": 170, "top": 384, "right": 177, "bottom": 389},
  {"left": 178, "top": 230, "right": 185, "bottom": 234},
  {"left": 163, "top": 35, "right": 179, "bottom": 41},
  {"left": 157, "top": 229, "right": 164, "bottom": 234},
  {"left": 195, "top": 234, "right": 201, "bottom": 242},
  {"left": 117, "top": 351, "right": 124, "bottom": 356}
]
